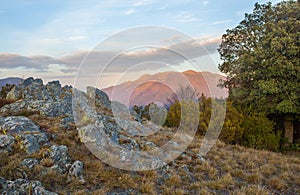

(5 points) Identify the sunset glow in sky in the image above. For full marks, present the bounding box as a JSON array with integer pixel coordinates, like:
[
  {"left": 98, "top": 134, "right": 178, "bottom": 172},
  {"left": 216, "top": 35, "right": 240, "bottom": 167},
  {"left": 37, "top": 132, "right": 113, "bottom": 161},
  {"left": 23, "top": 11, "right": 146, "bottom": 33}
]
[{"left": 0, "top": 0, "right": 282, "bottom": 88}]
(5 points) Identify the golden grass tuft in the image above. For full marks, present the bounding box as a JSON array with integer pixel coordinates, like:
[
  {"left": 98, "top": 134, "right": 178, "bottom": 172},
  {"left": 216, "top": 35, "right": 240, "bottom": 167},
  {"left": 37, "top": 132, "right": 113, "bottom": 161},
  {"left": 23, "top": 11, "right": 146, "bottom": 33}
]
[
  {"left": 0, "top": 98, "right": 15, "bottom": 108},
  {"left": 40, "top": 157, "right": 54, "bottom": 167},
  {"left": 139, "top": 181, "right": 156, "bottom": 194}
]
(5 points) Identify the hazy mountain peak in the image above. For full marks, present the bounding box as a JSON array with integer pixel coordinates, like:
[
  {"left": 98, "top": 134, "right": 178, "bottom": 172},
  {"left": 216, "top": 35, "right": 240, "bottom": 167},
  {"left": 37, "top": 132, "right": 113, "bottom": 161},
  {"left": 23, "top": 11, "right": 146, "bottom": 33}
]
[
  {"left": 102, "top": 70, "right": 227, "bottom": 106},
  {"left": 0, "top": 77, "right": 23, "bottom": 88}
]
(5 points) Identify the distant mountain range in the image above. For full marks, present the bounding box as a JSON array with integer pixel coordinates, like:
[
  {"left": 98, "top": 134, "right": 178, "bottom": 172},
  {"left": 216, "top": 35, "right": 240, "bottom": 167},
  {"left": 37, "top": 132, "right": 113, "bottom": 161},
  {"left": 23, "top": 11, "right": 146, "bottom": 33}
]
[
  {"left": 0, "top": 72, "right": 227, "bottom": 106},
  {"left": 0, "top": 77, "right": 23, "bottom": 88},
  {"left": 102, "top": 70, "right": 228, "bottom": 106}
]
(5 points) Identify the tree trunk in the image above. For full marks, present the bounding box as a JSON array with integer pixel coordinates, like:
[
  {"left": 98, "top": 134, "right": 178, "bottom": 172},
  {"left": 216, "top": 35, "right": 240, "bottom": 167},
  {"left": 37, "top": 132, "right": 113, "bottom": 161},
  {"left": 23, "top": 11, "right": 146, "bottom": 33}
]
[{"left": 284, "top": 116, "right": 293, "bottom": 143}]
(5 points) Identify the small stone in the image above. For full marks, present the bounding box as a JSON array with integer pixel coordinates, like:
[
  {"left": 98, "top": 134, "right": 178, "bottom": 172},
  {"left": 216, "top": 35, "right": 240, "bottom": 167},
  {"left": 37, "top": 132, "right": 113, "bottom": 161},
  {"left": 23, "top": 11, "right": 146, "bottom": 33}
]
[
  {"left": 68, "top": 160, "right": 85, "bottom": 183},
  {"left": 197, "top": 154, "right": 206, "bottom": 162},
  {"left": 22, "top": 158, "right": 39, "bottom": 169}
]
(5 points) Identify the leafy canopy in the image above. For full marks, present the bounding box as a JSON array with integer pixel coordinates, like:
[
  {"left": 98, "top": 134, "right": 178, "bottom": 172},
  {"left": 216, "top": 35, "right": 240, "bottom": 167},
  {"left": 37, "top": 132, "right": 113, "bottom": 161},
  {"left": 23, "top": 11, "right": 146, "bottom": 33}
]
[{"left": 218, "top": 1, "right": 300, "bottom": 117}]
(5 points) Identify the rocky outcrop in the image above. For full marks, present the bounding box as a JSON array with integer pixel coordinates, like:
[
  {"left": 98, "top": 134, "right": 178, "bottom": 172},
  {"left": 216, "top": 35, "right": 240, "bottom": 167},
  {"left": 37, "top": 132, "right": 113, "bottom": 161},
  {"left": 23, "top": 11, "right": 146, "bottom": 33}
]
[
  {"left": 2, "top": 77, "right": 73, "bottom": 117},
  {"left": 0, "top": 115, "right": 86, "bottom": 187},
  {"left": 0, "top": 77, "right": 188, "bottom": 190},
  {"left": 86, "top": 86, "right": 111, "bottom": 110}
]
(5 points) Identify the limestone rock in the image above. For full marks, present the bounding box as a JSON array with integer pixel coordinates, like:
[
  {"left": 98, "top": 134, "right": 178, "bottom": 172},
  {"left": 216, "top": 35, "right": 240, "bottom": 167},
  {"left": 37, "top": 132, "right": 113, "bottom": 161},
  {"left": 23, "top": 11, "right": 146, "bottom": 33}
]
[
  {"left": 0, "top": 116, "right": 40, "bottom": 134},
  {"left": 22, "top": 158, "right": 39, "bottom": 169},
  {"left": 20, "top": 134, "right": 40, "bottom": 154},
  {"left": 1, "top": 79, "right": 74, "bottom": 117},
  {"left": 49, "top": 145, "right": 72, "bottom": 173},
  {"left": 0, "top": 134, "right": 15, "bottom": 152},
  {"left": 0, "top": 116, "right": 49, "bottom": 154},
  {"left": 86, "top": 86, "right": 111, "bottom": 110}
]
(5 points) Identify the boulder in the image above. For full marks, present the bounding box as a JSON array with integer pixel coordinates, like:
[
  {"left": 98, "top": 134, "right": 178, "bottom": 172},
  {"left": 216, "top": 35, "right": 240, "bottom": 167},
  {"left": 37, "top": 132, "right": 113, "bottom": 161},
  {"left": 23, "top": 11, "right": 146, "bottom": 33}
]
[
  {"left": 0, "top": 135, "right": 15, "bottom": 152},
  {"left": 49, "top": 145, "right": 72, "bottom": 173},
  {"left": 0, "top": 116, "right": 40, "bottom": 134},
  {"left": 157, "top": 165, "right": 173, "bottom": 185},
  {"left": 46, "top": 81, "right": 62, "bottom": 101},
  {"left": 0, "top": 116, "right": 48, "bottom": 154}
]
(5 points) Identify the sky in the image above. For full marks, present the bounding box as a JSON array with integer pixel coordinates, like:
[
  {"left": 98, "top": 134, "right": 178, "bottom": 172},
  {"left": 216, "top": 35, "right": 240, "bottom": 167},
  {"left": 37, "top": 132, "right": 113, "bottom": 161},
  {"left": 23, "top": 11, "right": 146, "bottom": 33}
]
[{"left": 0, "top": 0, "right": 282, "bottom": 89}]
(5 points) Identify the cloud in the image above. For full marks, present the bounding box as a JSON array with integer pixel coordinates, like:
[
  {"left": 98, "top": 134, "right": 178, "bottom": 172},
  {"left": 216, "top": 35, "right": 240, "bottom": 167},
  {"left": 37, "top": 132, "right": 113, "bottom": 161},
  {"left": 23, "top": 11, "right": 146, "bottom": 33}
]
[
  {"left": 0, "top": 37, "right": 221, "bottom": 89},
  {"left": 0, "top": 36, "right": 221, "bottom": 75},
  {"left": 176, "top": 11, "right": 198, "bottom": 22},
  {"left": 68, "top": 36, "right": 88, "bottom": 41},
  {"left": 124, "top": 8, "right": 135, "bottom": 15},
  {"left": 0, "top": 53, "right": 62, "bottom": 70}
]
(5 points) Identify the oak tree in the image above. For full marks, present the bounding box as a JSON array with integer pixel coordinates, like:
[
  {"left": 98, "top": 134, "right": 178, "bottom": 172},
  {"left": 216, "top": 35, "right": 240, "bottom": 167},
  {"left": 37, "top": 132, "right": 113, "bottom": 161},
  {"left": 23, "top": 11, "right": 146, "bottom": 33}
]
[{"left": 218, "top": 1, "right": 300, "bottom": 143}]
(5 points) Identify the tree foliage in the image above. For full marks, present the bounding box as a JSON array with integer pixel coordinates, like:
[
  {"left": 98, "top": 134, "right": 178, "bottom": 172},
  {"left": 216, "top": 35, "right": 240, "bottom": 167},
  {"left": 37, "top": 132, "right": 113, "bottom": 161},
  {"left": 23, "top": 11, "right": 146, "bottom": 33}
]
[
  {"left": 220, "top": 101, "right": 245, "bottom": 145},
  {"left": 218, "top": 1, "right": 300, "bottom": 117}
]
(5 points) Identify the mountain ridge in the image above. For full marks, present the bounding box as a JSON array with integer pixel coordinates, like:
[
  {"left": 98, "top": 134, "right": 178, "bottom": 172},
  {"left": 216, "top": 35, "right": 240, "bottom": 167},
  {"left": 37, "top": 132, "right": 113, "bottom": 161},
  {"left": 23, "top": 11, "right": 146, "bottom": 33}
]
[
  {"left": 102, "top": 70, "right": 227, "bottom": 106},
  {"left": 0, "top": 77, "right": 23, "bottom": 88}
]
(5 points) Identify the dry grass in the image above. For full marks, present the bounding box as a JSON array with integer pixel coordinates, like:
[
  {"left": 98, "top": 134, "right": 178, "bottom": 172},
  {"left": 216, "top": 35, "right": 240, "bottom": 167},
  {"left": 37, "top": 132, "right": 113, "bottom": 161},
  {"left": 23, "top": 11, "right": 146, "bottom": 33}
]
[
  {"left": 40, "top": 157, "right": 54, "bottom": 167},
  {"left": 0, "top": 115, "right": 300, "bottom": 194},
  {"left": 0, "top": 98, "right": 15, "bottom": 108},
  {"left": 139, "top": 181, "right": 156, "bottom": 194},
  {"left": 231, "top": 185, "right": 270, "bottom": 195}
]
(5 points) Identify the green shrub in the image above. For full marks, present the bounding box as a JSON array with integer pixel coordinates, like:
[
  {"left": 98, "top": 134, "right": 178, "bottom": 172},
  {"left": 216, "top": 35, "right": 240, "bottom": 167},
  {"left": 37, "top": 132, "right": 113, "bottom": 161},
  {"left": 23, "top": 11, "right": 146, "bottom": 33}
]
[
  {"left": 220, "top": 101, "right": 245, "bottom": 145},
  {"left": 198, "top": 96, "right": 211, "bottom": 135},
  {"left": 166, "top": 101, "right": 181, "bottom": 127},
  {"left": 165, "top": 100, "right": 199, "bottom": 132},
  {"left": 241, "top": 112, "right": 280, "bottom": 151}
]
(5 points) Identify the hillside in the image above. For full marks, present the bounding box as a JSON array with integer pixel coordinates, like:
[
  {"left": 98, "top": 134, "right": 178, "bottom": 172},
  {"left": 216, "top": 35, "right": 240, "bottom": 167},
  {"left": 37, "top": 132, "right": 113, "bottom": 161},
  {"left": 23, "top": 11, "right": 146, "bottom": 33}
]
[
  {"left": 102, "top": 70, "right": 227, "bottom": 106},
  {"left": 0, "top": 78, "right": 299, "bottom": 194},
  {"left": 0, "top": 77, "right": 23, "bottom": 88}
]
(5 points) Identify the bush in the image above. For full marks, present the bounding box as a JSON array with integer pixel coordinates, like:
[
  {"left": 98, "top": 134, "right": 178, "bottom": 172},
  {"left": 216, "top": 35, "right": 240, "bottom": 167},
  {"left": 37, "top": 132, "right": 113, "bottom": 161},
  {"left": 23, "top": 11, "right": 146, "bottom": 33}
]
[
  {"left": 165, "top": 92, "right": 282, "bottom": 151},
  {"left": 241, "top": 112, "right": 281, "bottom": 151},
  {"left": 198, "top": 96, "right": 211, "bottom": 135},
  {"left": 166, "top": 101, "right": 181, "bottom": 127},
  {"left": 220, "top": 101, "right": 245, "bottom": 145}
]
